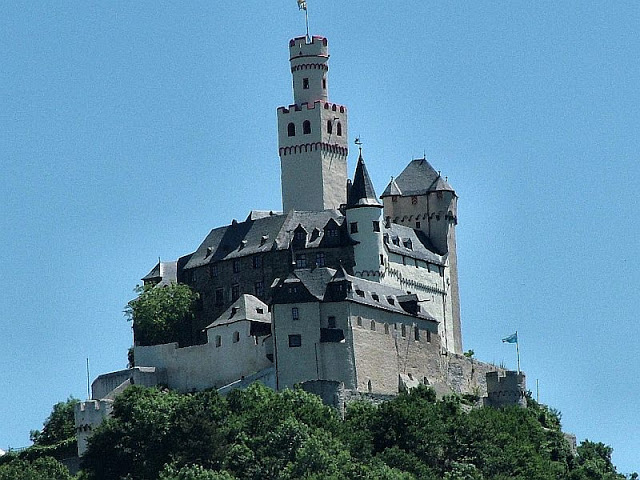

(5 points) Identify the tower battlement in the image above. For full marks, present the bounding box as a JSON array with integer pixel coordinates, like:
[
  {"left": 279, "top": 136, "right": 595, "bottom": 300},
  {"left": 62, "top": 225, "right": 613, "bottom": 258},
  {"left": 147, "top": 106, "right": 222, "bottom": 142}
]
[
  {"left": 278, "top": 101, "right": 347, "bottom": 114},
  {"left": 75, "top": 400, "right": 114, "bottom": 456},
  {"left": 289, "top": 36, "right": 328, "bottom": 58},
  {"left": 485, "top": 371, "right": 527, "bottom": 408}
]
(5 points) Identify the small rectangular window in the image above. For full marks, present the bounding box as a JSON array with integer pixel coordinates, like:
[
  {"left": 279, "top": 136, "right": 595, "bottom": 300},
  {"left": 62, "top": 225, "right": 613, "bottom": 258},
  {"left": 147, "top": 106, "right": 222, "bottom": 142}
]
[
  {"left": 380, "top": 254, "right": 384, "bottom": 265},
  {"left": 372, "top": 221, "right": 380, "bottom": 232},
  {"left": 303, "top": 78, "right": 309, "bottom": 89},
  {"left": 292, "top": 307, "right": 299, "bottom": 321},
  {"left": 254, "top": 281, "right": 264, "bottom": 297},
  {"left": 253, "top": 256, "right": 262, "bottom": 269},
  {"left": 384, "top": 324, "right": 389, "bottom": 334},
  {"left": 328, "top": 316, "right": 336, "bottom": 329},
  {"left": 215, "top": 335, "right": 221, "bottom": 347},
  {"left": 322, "top": 78, "right": 326, "bottom": 89},
  {"left": 289, "top": 334, "right": 302, "bottom": 347},
  {"left": 296, "top": 253, "right": 307, "bottom": 268},
  {"left": 316, "top": 252, "right": 325, "bottom": 267},
  {"left": 350, "top": 222, "right": 358, "bottom": 234},
  {"left": 231, "top": 284, "right": 240, "bottom": 301},
  {"left": 426, "top": 330, "right": 432, "bottom": 343},
  {"left": 416, "top": 221, "right": 421, "bottom": 229},
  {"left": 233, "top": 260, "right": 240, "bottom": 273},
  {"left": 210, "top": 264, "right": 218, "bottom": 278},
  {"left": 401, "top": 324, "right": 406, "bottom": 337},
  {"left": 414, "top": 327, "right": 420, "bottom": 341},
  {"left": 215, "top": 288, "right": 224, "bottom": 306}
]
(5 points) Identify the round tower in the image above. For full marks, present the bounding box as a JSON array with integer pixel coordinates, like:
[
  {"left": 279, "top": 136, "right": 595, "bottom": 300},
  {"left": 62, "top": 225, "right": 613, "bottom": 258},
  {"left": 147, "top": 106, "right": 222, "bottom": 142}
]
[
  {"left": 345, "top": 154, "right": 385, "bottom": 279},
  {"left": 277, "top": 36, "right": 348, "bottom": 212},
  {"left": 289, "top": 36, "right": 329, "bottom": 105}
]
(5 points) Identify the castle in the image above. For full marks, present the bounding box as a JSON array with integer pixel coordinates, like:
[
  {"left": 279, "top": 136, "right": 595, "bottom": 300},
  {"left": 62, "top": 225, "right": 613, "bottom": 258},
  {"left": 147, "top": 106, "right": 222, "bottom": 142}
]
[{"left": 75, "top": 33, "right": 525, "bottom": 456}]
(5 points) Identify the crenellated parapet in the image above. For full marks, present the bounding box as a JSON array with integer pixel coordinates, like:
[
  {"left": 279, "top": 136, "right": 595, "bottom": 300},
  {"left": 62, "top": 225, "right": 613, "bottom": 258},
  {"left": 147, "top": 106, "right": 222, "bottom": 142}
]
[
  {"left": 74, "top": 400, "right": 114, "bottom": 456},
  {"left": 279, "top": 142, "right": 348, "bottom": 157},
  {"left": 485, "top": 370, "right": 527, "bottom": 408}
]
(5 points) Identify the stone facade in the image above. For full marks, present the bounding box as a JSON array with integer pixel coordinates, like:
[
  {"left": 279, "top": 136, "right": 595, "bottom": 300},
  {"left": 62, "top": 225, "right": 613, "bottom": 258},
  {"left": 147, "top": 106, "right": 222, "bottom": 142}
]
[
  {"left": 76, "top": 32, "right": 512, "bottom": 457},
  {"left": 74, "top": 400, "right": 113, "bottom": 456},
  {"left": 484, "top": 371, "right": 528, "bottom": 408}
]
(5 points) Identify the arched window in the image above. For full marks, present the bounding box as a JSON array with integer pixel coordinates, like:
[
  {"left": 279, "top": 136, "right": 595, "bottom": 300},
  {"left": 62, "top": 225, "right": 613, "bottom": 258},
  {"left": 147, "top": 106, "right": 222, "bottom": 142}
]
[
  {"left": 287, "top": 122, "right": 296, "bottom": 137},
  {"left": 336, "top": 122, "right": 342, "bottom": 136},
  {"left": 327, "top": 120, "right": 332, "bottom": 134},
  {"left": 303, "top": 120, "right": 311, "bottom": 134}
]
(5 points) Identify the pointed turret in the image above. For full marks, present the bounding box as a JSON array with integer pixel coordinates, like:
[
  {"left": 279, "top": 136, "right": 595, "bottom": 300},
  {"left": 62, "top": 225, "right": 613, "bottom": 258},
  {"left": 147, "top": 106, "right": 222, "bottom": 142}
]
[
  {"left": 345, "top": 154, "right": 385, "bottom": 279},
  {"left": 346, "top": 154, "right": 382, "bottom": 208},
  {"left": 381, "top": 177, "right": 402, "bottom": 198}
]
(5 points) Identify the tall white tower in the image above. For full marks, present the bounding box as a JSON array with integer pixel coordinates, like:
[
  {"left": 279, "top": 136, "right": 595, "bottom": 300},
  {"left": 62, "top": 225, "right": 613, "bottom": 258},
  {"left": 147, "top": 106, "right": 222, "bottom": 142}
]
[{"left": 277, "top": 36, "right": 348, "bottom": 212}]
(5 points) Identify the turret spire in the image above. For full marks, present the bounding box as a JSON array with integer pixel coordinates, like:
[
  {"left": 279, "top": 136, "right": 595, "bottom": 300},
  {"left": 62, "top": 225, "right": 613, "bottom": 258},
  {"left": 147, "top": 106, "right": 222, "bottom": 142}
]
[{"left": 346, "top": 153, "right": 382, "bottom": 208}]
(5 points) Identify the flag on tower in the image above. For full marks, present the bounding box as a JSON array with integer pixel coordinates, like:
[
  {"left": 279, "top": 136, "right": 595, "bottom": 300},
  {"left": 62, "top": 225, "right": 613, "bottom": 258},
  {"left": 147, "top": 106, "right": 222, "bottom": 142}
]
[
  {"left": 502, "top": 332, "right": 518, "bottom": 344},
  {"left": 297, "top": 0, "right": 307, "bottom": 11}
]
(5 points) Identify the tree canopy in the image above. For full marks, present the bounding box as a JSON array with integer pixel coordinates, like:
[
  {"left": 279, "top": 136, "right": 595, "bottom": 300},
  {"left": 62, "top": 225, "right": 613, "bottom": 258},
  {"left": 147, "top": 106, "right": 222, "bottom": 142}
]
[
  {"left": 125, "top": 282, "right": 199, "bottom": 346},
  {"left": 76, "top": 383, "right": 632, "bottom": 480}
]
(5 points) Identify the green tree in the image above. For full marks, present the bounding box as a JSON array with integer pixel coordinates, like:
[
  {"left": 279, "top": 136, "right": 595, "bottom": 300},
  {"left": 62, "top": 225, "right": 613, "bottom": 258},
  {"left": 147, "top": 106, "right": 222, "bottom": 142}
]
[
  {"left": 30, "top": 397, "right": 79, "bottom": 447},
  {"left": 0, "top": 456, "right": 73, "bottom": 480},
  {"left": 159, "top": 463, "right": 236, "bottom": 480},
  {"left": 125, "top": 282, "right": 199, "bottom": 346}
]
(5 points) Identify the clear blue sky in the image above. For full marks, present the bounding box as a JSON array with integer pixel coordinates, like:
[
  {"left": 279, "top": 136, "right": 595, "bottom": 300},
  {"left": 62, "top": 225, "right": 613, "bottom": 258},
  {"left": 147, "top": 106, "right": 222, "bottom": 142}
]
[{"left": 1, "top": 1, "right": 638, "bottom": 473}]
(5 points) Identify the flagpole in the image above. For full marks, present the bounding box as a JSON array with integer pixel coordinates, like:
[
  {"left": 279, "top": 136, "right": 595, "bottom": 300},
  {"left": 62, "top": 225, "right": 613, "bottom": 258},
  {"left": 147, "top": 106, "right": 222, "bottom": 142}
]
[
  {"left": 305, "top": 7, "right": 310, "bottom": 42},
  {"left": 515, "top": 330, "right": 520, "bottom": 374}
]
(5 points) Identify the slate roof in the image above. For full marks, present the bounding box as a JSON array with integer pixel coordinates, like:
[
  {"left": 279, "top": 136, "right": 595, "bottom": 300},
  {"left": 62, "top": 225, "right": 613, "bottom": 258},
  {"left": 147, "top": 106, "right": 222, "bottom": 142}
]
[
  {"left": 381, "top": 158, "right": 455, "bottom": 197},
  {"left": 205, "top": 294, "right": 270, "bottom": 329},
  {"left": 276, "top": 267, "right": 437, "bottom": 324},
  {"left": 383, "top": 223, "right": 445, "bottom": 266},
  {"left": 346, "top": 154, "right": 382, "bottom": 208},
  {"left": 184, "top": 209, "right": 350, "bottom": 270},
  {"left": 141, "top": 261, "right": 178, "bottom": 286}
]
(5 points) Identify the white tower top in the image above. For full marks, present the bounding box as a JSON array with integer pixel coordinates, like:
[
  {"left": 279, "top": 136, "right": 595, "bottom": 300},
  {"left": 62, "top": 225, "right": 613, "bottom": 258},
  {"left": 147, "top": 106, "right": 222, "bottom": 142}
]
[
  {"left": 289, "top": 36, "right": 329, "bottom": 105},
  {"left": 277, "top": 36, "right": 348, "bottom": 212}
]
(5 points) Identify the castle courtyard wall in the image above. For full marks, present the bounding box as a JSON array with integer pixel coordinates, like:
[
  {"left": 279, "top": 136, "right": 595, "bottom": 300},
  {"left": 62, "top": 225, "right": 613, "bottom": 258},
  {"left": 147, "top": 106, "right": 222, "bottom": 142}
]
[{"left": 134, "top": 320, "right": 272, "bottom": 392}]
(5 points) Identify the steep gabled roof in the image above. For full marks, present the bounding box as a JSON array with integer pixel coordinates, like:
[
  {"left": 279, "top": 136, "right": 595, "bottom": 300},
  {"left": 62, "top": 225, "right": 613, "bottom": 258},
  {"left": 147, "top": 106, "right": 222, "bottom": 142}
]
[
  {"left": 184, "top": 210, "right": 351, "bottom": 270},
  {"left": 383, "top": 223, "right": 445, "bottom": 266},
  {"left": 381, "top": 158, "right": 455, "bottom": 197},
  {"left": 346, "top": 154, "right": 382, "bottom": 208},
  {"left": 205, "top": 294, "right": 270, "bottom": 329}
]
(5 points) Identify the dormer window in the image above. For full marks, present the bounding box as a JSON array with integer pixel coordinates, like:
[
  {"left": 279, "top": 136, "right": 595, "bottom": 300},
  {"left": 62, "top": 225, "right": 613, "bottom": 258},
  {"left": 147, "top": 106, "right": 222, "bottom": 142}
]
[
  {"left": 356, "top": 289, "right": 365, "bottom": 297},
  {"left": 295, "top": 253, "right": 307, "bottom": 268},
  {"left": 294, "top": 230, "right": 306, "bottom": 242},
  {"left": 287, "top": 122, "right": 296, "bottom": 137},
  {"left": 403, "top": 239, "right": 413, "bottom": 250},
  {"left": 303, "top": 120, "right": 311, "bottom": 135}
]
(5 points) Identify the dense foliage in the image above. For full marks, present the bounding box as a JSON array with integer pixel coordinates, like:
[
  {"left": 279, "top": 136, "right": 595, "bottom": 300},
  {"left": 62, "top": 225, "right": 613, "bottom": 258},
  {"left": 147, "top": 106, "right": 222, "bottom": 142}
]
[
  {"left": 0, "top": 456, "right": 73, "bottom": 480},
  {"left": 125, "top": 283, "right": 199, "bottom": 346},
  {"left": 75, "top": 384, "right": 632, "bottom": 480},
  {"left": 30, "top": 397, "right": 79, "bottom": 448}
]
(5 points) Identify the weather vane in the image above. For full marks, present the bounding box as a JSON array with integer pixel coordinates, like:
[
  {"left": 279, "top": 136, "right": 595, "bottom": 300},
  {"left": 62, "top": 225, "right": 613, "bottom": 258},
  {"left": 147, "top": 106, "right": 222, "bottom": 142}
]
[
  {"left": 355, "top": 137, "right": 363, "bottom": 156},
  {"left": 297, "top": 0, "right": 310, "bottom": 42}
]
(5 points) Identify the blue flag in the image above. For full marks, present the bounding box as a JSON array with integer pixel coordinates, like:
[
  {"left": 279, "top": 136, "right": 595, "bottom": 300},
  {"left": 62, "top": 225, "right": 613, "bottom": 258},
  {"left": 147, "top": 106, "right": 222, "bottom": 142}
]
[{"left": 502, "top": 332, "right": 518, "bottom": 344}]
